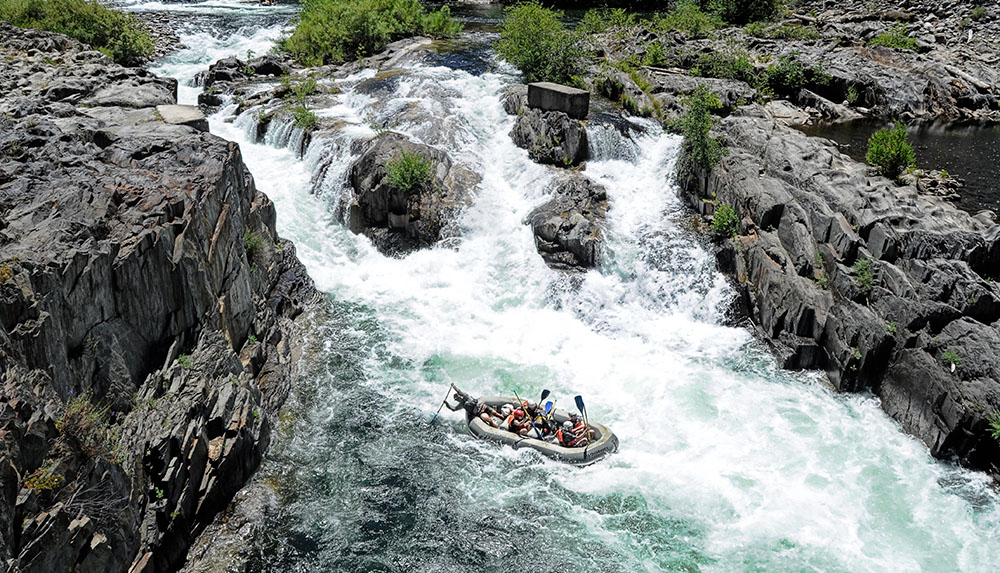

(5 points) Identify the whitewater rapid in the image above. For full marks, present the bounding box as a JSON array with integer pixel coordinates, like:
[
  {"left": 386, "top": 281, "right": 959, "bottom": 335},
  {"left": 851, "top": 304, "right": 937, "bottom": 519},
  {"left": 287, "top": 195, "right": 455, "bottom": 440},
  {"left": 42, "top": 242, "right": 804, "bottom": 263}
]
[{"left": 140, "top": 4, "right": 1000, "bottom": 571}]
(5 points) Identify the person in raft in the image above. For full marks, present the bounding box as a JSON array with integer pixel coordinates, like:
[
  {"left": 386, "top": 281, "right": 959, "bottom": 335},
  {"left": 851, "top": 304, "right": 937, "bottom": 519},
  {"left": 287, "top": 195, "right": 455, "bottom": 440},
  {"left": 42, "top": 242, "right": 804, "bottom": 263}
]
[
  {"left": 445, "top": 387, "right": 506, "bottom": 427},
  {"left": 556, "top": 414, "right": 589, "bottom": 447}
]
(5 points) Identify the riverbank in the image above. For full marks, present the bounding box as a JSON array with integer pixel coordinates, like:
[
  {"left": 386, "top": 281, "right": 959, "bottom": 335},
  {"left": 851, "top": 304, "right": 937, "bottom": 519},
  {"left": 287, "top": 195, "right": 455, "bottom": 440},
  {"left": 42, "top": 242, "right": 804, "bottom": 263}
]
[{"left": 0, "top": 22, "right": 318, "bottom": 571}]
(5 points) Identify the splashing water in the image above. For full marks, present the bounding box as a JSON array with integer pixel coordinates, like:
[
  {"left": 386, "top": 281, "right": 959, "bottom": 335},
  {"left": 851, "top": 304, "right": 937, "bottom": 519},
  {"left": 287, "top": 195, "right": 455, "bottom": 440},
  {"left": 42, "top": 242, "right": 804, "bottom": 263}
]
[{"left": 141, "top": 3, "right": 1000, "bottom": 571}]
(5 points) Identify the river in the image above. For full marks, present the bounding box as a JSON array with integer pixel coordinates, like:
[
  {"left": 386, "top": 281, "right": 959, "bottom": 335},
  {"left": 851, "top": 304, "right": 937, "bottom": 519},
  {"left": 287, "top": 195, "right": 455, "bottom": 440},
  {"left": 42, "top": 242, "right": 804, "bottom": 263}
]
[{"left": 126, "top": 1, "right": 1000, "bottom": 570}]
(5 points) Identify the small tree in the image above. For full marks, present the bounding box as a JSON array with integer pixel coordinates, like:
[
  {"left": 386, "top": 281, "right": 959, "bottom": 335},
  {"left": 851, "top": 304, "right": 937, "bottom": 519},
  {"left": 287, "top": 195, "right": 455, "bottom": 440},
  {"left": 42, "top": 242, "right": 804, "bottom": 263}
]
[
  {"left": 866, "top": 121, "right": 915, "bottom": 178},
  {"left": 678, "top": 86, "right": 726, "bottom": 182},
  {"left": 494, "top": 1, "right": 583, "bottom": 84}
]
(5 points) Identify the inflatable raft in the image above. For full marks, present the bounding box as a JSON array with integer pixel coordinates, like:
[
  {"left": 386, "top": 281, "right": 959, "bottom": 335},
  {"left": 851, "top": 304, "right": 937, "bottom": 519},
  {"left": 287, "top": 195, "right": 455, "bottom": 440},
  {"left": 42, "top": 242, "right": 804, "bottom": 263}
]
[{"left": 466, "top": 396, "right": 619, "bottom": 466}]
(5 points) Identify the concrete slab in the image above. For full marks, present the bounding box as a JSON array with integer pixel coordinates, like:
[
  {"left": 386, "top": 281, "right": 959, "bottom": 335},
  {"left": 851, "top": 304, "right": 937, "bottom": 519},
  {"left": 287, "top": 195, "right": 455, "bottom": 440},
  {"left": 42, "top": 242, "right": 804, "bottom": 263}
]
[
  {"left": 156, "top": 104, "right": 209, "bottom": 133},
  {"left": 527, "top": 82, "right": 590, "bottom": 120}
]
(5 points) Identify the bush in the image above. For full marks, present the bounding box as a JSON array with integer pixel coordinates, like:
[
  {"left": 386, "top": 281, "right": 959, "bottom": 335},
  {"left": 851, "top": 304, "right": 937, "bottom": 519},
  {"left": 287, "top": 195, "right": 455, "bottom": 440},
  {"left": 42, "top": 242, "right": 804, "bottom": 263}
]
[
  {"left": 746, "top": 22, "right": 820, "bottom": 41},
  {"left": 866, "top": 121, "right": 915, "bottom": 178},
  {"left": 386, "top": 151, "right": 432, "bottom": 191},
  {"left": 711, "top": 203, "right": 740, "bottom": 238},
  {"left": 495, "top": 1, "right": 584, "bottom": 84},
  {"left": 56, "top": 394, "right": 115, "bottom": 459},
  {"left": 678, "top": 86, "right": 725, "bottom": 180},
  {"left": 988, "top": 412, "right": 1000, "bottom": 441},
  {"left": 578, "top": 7, "right": 635, "bottom": 34},
  {"left": 24, "top": 467, "right": 65, "bottom": 492},
  {"left": 971, "top": 6, "right": 986, "bottom": 21},
  {"left": 866, "top": 25, "right": 919, "bottom": 51},
  {"left": 764, "top": 54, "right": 806, "bottom": 98},
  {"left": 0, "top": 0, "right": 153, "bottom": 65},
  {"left": 283, "top": 0, "right": 460, "bottom": 66},
  {"left": 941, "top": 348, "right": 961, "bottom": 369},
  {"left": 691, "top": 46, "right": 756, "bottom": 85},
  {"left": 709, "top": 0, "right": 782, "bottom": 25},
  {"left": 653, "top": 0, "right": 722, "bottom": 38},
  {"left": 244, "top": 230, "right": 263, "bottom": 259},
  {"left": 852, "top": 258, "right": 874, "bottom": 293}
]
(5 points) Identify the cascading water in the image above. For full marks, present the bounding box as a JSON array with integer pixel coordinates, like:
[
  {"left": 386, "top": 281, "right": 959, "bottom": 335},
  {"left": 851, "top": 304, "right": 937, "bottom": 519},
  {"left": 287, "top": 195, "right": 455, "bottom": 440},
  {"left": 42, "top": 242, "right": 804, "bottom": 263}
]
[{"left": 139, "top": 3, "right": 1000, "bottom": 571}]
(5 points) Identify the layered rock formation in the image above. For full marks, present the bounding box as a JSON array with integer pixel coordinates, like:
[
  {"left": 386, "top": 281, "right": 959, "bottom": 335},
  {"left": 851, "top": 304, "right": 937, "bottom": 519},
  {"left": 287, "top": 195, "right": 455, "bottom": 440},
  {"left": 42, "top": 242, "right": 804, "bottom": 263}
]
[
  {"left": 0, "top": 22, "right": 317, "bottom": 571},
  {"left": 676, "top": 104, "right": 1000, "bottom": 473},
  {"left": 342, "top": 132, "right": 479, "bottom": 256},
  {"left": 528, "top": 175, "right": 608, "bottom": 272}
]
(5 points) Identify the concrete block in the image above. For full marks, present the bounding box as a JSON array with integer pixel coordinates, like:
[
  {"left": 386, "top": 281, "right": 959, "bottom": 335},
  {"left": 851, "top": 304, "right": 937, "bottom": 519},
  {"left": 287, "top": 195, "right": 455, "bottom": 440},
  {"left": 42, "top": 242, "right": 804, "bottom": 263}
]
[
  {"left": 156, "top": 104, "right": 209, "bottom": 132},
  {"left": 527, "top": 82, "right": 590, "bottom": 120}
]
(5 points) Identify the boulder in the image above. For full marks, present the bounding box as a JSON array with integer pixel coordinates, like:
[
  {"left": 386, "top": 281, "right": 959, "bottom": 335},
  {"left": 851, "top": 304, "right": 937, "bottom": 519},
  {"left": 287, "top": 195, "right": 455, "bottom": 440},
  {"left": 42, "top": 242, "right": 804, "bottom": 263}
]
[
  {"left": 510, "top": 108, "right": 588, "bottom": 166},
  {"left": 527, "top": 81, "right": 590, "bottom": 119},
  {"left": 156, "top": 104, "right": 209, "bottom": 132},
  {"left": 528, "top": 175, "right": 608, "bottom": 272},
  {"left": 343, "top": 132, "right": 479, "bottom": 255}
]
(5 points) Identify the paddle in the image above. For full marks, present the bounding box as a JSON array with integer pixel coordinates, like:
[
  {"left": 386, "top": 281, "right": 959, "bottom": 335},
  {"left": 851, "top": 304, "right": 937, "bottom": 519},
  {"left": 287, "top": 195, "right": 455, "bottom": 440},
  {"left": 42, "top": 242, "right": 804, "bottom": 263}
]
[
  {"left": 574, "top": 395, "right": 593, "bottom": 440},
  {"left": 428, "top": 383, "right": 454, "bottom": 425},
  {"left": 540, "top": 389, "right": 550, "bottom": 404},
  {"left": 544, "top": 401, "right": 553, "bottom": 415},
  {"left": 512, "top": 389, "right": 545, "bottom": 440}
]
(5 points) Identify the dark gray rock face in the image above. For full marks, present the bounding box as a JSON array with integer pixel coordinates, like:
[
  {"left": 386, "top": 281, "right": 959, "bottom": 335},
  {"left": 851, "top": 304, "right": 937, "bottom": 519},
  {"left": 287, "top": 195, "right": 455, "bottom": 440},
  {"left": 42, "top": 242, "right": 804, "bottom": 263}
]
[
  {"left": 677, "top": 108, "right": 1000, "bottom": 473},
  {"left": 510, "top": 108, "right": 589, "bottom": 167},
  {"left": 0, "top": 22, "right": 317, "bottom": 572},
  {"left": 528, "top": 175, "right": 608, "bottom": 272},
  {"left": 342, "top": 132, "right": 479, "bottom": 255}
]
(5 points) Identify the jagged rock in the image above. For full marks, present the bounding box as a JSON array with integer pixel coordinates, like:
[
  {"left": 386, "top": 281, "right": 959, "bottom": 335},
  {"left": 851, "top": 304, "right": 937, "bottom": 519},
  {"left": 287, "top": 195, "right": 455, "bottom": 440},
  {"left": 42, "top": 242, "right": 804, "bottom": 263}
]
[
  {"left": 342, "top": 132, "right": 479, "bottom": 255},
  {"left": 676, "top": 107, "right": 1000, "bottom": 474},
  {"left": 528, "top": 175, "right": 608, "bottom": 271},
  {"left": 0, "top": 22, "right": 318, "bottom": 572},
  {"left": 510, "top": 108, "right": 588, "bottom": 166},
  {"left": 156, "top": 104, "right": 209, "bottom": 132}
]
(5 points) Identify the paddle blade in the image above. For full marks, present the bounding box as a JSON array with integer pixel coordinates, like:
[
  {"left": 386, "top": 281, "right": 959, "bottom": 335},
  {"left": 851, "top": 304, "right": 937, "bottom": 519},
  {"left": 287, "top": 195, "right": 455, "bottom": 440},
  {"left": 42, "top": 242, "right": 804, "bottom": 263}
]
[
  {"left": 540, "top": 389, "right": 550, "bottom": 402},
  {"left": 574, "top": 395, "right": 586, "bottom": 414},
  {"left": 544, "top": 401, "right": 553, "bottom": 414}
]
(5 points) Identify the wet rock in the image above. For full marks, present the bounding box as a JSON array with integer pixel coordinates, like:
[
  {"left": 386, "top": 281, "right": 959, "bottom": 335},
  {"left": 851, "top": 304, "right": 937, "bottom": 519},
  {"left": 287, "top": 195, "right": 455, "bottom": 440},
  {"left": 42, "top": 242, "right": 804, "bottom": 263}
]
[
  {"left": 343, "top": 132, "right": 479, "bottom": 255},
  {"left": 528, "top": 175, "right": 609, "bottom": 272},
  {"left": 676, "top": 107, "right": 1000, "bottom": 474},
  {"left": 0, "top": 22, "right": 318, "bottom": 572},
  {"left": 510, "top": 108, "right": 588, "bottom": 167}
]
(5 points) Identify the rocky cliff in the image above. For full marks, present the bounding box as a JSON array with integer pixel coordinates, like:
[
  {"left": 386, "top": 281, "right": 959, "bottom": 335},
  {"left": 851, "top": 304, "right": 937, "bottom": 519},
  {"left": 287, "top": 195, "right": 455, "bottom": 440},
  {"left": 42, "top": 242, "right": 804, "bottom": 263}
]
[
  {"left": 0, "top": 22, "right": 317, "bottom": 571},
  {"left": 676, "top": 105, "right": 1000, "bottom": 474}
]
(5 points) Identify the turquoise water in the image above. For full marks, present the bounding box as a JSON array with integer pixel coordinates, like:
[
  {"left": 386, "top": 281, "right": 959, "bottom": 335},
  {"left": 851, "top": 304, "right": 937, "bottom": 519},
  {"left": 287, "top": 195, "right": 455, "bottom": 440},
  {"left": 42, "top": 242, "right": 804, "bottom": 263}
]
[{"left": 140, "top": 4, "right": 1000, "bottom": 571}]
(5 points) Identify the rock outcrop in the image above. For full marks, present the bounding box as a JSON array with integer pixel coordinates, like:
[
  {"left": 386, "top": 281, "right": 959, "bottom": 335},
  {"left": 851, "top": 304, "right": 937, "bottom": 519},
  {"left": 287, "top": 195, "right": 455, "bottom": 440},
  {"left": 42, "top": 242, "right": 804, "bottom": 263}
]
[
  {"left": 510, "top": 108, "right": 589, "bottom": 167},
  {"left": 677, "top": 103, "right": 1000, "bottom": 473},
  {"left": 342, "top": 132, "right": 479, "bottom": 255},
  {"left": 528, "top": 175, "right": 609, "bottom": 272},
  {"left": 0, "top": 22, "right": 317, "bottom": 572}
]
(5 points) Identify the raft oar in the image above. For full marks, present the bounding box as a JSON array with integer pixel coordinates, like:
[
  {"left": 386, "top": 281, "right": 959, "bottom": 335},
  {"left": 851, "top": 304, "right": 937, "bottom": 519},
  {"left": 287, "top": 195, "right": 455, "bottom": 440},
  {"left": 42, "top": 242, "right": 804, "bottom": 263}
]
[
  {"left": 428, "top": 383, "right": 454, "bottom": 425},
  {"left": 544, "top": 401, "right": 553, "bottom": 415},
  {"left": 513, "top": 389, "right": 545, "bottom": 440},
  {"left": 574, "top": 395, "right": 593, "bottom": 440},
  {"left": 540, "top": 389, "right": 550, "bottom": 404}
]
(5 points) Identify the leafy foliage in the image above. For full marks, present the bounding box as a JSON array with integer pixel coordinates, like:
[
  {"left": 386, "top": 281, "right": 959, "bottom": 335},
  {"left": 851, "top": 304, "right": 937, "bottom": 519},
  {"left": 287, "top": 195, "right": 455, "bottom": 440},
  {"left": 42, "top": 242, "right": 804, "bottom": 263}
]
[
  {"left": 578, "top": 7, "right": 635, "bottom": 34},
  {"left": 56, "top": 395, "right": 117, "bottom": 460},
  {"left": 711, "top": 204, "right": 740, "bottom": 238},
  {"left": 866, "top": 25, "right": 919, "bottom": 51},
  {"left": 652, "top": 0, "right": 722, "bottom": 38},
  {"left": 941, "top": 348, "right": 961, "bottom": 369},
  {"left": 709, "top": 0, "right": 782, "bottom": 25},
  {"left": 866, "top": 121, "right": 916, "bottom": 178},
  {"left": 745, "top": 21, "right": 820, "bottom": 40},
  {"left": 282, "top": 0, "right": 460, "bottom": 66},
  {"left": 0, "top": 0, "right": 154, "bottom": 65},
  {"left": 764, "top": 54, "right": 806, "bottom": 98},
  {"left": 852, "top": 258, "right": 874, "bottom": 293},
  {"left": 988, "top": 412, "right": 1000, "bottom": 441},
  {"left": 24, "top": 466, "right": 65, "bottom": 492},
  {"left": 243, "top": 230, "right": 263, "bottom": 260},
  {"left": 495, "top": 1, "right": 584, "bottom": 84},
  {"left": 386, "top": 150, "right": 432, "bottom": 192},
  {"left": 678, "top": 86, "right": 725, "bottom": 180}
]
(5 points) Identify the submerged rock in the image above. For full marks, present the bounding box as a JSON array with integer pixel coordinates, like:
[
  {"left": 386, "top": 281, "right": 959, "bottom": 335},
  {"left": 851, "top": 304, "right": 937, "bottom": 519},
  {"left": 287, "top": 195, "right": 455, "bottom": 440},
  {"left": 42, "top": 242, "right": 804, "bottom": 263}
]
[
  {"left": 528, "top": 175, "right": 609, "bottom": 272},
  {"left": 0, "top": 21, "right": 317, "bottom": 571},
  {"left": 343, "top": 132, "right": 479, "bottom": 255}
]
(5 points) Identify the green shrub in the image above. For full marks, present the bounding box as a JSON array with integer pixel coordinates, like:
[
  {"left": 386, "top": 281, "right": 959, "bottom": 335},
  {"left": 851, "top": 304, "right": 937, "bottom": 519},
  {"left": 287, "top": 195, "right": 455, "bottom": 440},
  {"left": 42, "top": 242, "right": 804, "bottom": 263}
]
[
  {"left": 678, "top": 85, "right": 725, "bottom": 180},
  {"left": 866, "top": 25, "right": 919, "bottom": 51},
  {"left": 941, "top": 348, "right": 961, "bottom": 369},
  {"left": 0, "top": 0, "right": 153, "bottom": 65},
  {"left": 971, "top": 6, "right": 986, "bottom": 21},
  {"left": 292, "top": 105, "right": 318, "bottom": 129},
  {"left": 243, "top": 230, "right": 263, "bottom": 259},
  {"left": 386, "top": 150, "right": 432, "bottom": 191},
  {"left": 283, "top": 0, "right": 460, "bottom": 66},
  {"left": 746, "top": 22, "right": 820, "bottom": 40},
  {"left": 495, "top": 1, "right": 583, "bottom": 84},
  {"left": 578, "top": 7, "right": 635, "bottom": 34},
  {"left": 709, "top": 0, "right": 782, "bottom": 25},
  {"left": 177, "top": 354, "right": 194, "bottom": 369},
  {"left": 711, "top": 203, "right": 740, "bottom": 238},
  {"left": 852, "top": 258, "right": 874, "bottom": 293},
  {"left": 653, "top": 0, "right": 722, "bottom": 38},
  {"left": 642, "top": 40, "right": 668, "bottom": 67},
  {"left": 765, "top": 54, "right": 806, "bottom": 98},
  {"left": 422, "top": 5, "right": 462, "bottom": 38},
  {"left": 56, "top": 394, "right": 116, "bottom": 459},
  {"left": 24, "top": 466, "right": 65, "bottom": 492},
  {"left": 691, "top": 45, "right": 756, "bottom": 85},
  {"left": 988, "top": 412, "right": 1000, "bottom": 441},
  {"left": 866, "top": 121, "right": 916, "bottom": 178}
]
